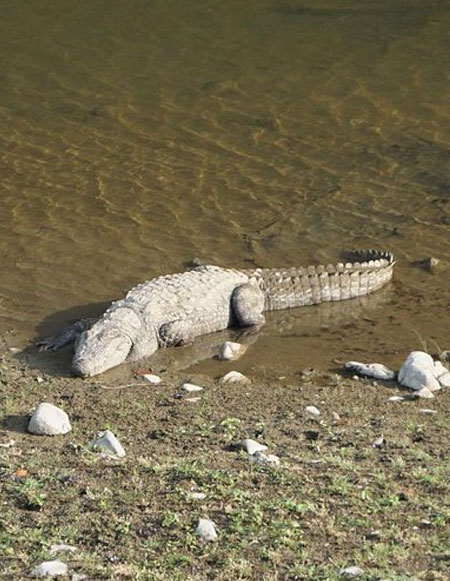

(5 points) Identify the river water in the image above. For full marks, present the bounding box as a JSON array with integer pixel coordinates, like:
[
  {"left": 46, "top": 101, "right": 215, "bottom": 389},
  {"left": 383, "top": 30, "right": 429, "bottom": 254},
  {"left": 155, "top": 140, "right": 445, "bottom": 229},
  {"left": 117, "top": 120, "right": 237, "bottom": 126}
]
[{"left": 2, "top": 0, "right": 450, "bottom": 375}]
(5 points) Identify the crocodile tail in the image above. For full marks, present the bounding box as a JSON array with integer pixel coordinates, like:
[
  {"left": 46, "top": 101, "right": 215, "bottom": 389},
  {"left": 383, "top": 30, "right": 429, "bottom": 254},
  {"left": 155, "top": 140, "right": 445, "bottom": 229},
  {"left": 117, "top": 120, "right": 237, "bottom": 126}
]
[{"left": 244, "top": 249, "right": 395, "bottom": 311}]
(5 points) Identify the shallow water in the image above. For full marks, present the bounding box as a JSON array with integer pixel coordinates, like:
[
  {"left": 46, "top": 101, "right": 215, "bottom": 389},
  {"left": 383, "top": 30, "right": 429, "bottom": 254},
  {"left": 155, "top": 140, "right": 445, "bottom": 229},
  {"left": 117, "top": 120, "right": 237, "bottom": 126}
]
[{"left": 2, "top": 0, "right": 450, "bottom": 374}]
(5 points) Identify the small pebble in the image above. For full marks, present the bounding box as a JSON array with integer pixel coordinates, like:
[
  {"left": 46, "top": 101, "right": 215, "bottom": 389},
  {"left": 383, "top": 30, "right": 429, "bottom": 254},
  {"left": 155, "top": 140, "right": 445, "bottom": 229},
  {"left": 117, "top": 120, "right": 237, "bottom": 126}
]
[
  {"left": 305, "top": 405, "right": 321, "bottom": 417},
  {"left": 331, "top": 411, "right": 340, "bottom": 421},
  {"left": 28, "top": 403, "right": 72, "bottom": 436},
  {"left": 196, "top": 518, "right": 217, "bottom": 541},
  {"left": 49, "top": 545, "right": 77, "bottom": 555},
  {"left": 142, "top": 374, "right": 162, "bottom": 385},
  {"left": 372, "top": 436, "right": 385, "bottom": 449},
  {"left": 35, "top": 376, "right": 44, "bottom": 384},
  {"left": 188, "top": 492, "right": 206, "bottom": 500},
  {"left": 241, "top": 438, "right": 268, "bottom": 455},
  {"left": 440, "top": 350, "right": 450, "bottom": 362},
  {"left": 30, "top": 560, "right": 68, "bottom": 578},
  {"left": 423, "top": 256, "right": 440, "bottom": 273},
  {"left": 181, "top": 383, "right": 203, "bottom": 393},
  {"left": 340, "top": 565, "right": 364, "bottom": 578},
  {"left": 90, "top": 430, "right": 126, "bottom": 458},
  {"left": 419, "top": 408, "right": 437, "bottom": 415},
  {"left": 217, "top": 341, "right": 247, "bottom": 361},
  {"left": 219, "top": 371, "right": 250, "bottom": 384},
  {"left": 185, "top": 397, "right": 201, "bottom": 403},
  {"left": 387, "top": 396, "right": 404, "bottom": 402},
  {"left": 345, "top": 361, "right": 396, "bottom": 381}
]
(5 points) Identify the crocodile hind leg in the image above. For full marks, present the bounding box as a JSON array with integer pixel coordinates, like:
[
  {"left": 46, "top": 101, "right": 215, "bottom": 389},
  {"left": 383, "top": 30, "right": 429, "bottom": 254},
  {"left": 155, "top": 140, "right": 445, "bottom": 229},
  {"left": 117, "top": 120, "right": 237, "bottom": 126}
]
[
  {"left": 158, "top": 281, "right": 266, "bottom": 348},
  {"left": 37, "top": 318, "right": 97, "bottom": 351},
  {"left": 231, "top": 281, "right": 265, "bottom": 329}
]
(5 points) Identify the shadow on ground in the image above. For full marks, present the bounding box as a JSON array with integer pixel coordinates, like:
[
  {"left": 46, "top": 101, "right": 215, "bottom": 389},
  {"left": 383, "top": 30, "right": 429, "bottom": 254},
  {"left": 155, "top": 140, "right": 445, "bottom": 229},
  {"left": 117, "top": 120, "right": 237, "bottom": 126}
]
[
  {"left": 14, "top": 301, "right": 110, "bottom": 378},
  {"left": 1, "top": 414, "right": 30, "bottom": 434}
]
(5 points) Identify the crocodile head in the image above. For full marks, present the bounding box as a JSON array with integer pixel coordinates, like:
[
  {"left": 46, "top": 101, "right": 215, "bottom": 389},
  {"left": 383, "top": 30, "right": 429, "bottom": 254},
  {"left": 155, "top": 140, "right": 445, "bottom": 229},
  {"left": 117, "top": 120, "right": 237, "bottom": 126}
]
[{"left": 72, "top": 326, "right": 133, "bottom": 377}]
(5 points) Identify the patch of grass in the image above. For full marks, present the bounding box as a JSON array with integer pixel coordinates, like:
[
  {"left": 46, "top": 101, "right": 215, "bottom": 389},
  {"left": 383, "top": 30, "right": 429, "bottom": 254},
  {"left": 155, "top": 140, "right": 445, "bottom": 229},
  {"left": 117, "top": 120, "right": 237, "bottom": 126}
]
[
  {"left": 11, "top": 476, "right": 47, "bottom": 510},
  {"left": 1, "top": 348, "right": 450, "bottom": 580}
]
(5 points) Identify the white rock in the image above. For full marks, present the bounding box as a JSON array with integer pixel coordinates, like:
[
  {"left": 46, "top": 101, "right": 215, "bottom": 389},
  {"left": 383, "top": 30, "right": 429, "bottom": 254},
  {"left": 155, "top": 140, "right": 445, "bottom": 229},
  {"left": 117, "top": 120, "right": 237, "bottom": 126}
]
[
  {"left": 434, "top": 361, "right": 450, "bottom": 388},
  {"left": 28, "top": 403, "right": 72, "bottom": 436},
  {"left": 181, "top": 383, "right": 203, "bottom": 392},
  {"left": 142, "top": 374, "right": 162, "bottom": 385},
  {"left": 241, "top": 438, "right": 268, "bottom": 455},
  {"left": 438, "top": 374, "right": 450, "bottom": 388},
  {"left": 90, "top": 430, "right": 126, "bottom": 458},
  {"left": 31, "top": 560, "right": 68, "bottom": 578},
  {"left": 0, "top": 439, "right": 15, "bottom": 448},
  {"left": 185, "top": 397, "right": 202, "bottom": 403},
  {"left": 387, "top": 395, "right": 404, "bottom": 402},
  {"left": 305, "top": 405, "right": 320, "bottom": 417},
  {"left": 398, "top": 351, "right": 441, "bottom": 392},
  {"left": 340, "top": 565, "right": 364, "bottom": 578},
  {"left": 412, "top": 387, "right": 434, "bottom": 399},
  {"left": 72, "top": 575, "right": 87, "bottom": 581},
  {"left": 219, "top": 371, "right": 250, "bottom": 385},
  {"left": 248, "top": 452, "right": 280, "bottom": 466},
  {"left": 36, "top": 376, "right": 44, "bottom": 384},
  {"left": 49, "top": 545, "right": 77, "bottom": 555},
  {"left": 419, "top": 408, "right": 437, "bottom": 415},
  {"left": 345, "top": 361, "right": 396, "bottom": 381},
  {"left": 217, "top": 341, "right": 247, "bottom": 361},
  {"left": 331, "top": 411, "right": 341, "bottom": 421},
  {"left": 372, "top": 436, "right": 384, "bottom": 448},
  {"left": 188, "top": 492, "right": 206, "bottom": 500},
  {"left": 196, "top": 518, "right": 217, "bottom": 541}
]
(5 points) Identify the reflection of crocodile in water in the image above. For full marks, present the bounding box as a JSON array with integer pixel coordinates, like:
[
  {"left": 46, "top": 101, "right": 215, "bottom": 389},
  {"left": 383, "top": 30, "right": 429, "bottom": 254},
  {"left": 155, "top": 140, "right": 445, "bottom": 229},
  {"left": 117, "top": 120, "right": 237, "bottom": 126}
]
[{"left": 41, "top": 249, "right": 395, "bottom": 377}]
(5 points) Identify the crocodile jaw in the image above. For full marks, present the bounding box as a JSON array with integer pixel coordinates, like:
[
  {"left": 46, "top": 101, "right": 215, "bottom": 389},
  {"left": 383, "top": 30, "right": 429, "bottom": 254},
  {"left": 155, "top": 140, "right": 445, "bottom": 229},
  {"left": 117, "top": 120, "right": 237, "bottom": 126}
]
[{"left": 72, "top": 328, "right": 133, "bottom": 377}]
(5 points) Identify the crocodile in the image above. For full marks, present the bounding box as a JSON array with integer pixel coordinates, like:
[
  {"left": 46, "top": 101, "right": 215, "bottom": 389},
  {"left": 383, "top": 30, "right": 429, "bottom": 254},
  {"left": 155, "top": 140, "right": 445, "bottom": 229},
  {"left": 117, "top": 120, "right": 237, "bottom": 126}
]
[{"left": 41, "top": 249, "right": 395, "bottom": 377}]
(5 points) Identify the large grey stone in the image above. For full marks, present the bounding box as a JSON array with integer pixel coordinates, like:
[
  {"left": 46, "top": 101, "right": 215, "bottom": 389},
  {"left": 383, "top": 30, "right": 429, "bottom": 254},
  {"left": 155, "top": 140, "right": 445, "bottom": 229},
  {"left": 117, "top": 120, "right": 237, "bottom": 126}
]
[
  {"left": 31, "top": 560, "right": 68, "bottom": 577},
  {"left": 28, "top": 403, "right": 71, "bottom": 436},
  {"left": 398, "top": 351, "right": 441, "bottom": 392}
]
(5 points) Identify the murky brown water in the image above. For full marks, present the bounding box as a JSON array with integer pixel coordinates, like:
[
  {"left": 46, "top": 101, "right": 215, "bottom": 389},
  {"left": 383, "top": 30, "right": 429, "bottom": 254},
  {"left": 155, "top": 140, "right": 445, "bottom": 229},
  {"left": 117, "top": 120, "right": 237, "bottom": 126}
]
[{"left": 2, "top": 0, "right": 450, "bottom": 375}]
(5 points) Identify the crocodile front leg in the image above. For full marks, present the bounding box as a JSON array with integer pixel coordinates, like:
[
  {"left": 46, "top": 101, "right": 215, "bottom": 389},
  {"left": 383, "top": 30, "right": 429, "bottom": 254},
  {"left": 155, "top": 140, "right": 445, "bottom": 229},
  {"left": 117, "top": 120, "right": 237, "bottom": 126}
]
[
  {"left": 158, "top": 319, "right": 197, "bottom": 348},
  {"left": 37, "top": 318, "right": 97, "bottom": 351},
  {"left": 128, "top": 331, "right": 159, "bottom": 361}
]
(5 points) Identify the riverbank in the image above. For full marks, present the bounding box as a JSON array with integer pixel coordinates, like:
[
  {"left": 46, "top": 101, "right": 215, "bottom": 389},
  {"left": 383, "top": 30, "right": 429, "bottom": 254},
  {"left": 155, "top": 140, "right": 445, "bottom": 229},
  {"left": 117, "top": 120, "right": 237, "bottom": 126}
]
[{"left": 0, "top": 338, "right": 449, "bottom": 580}]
